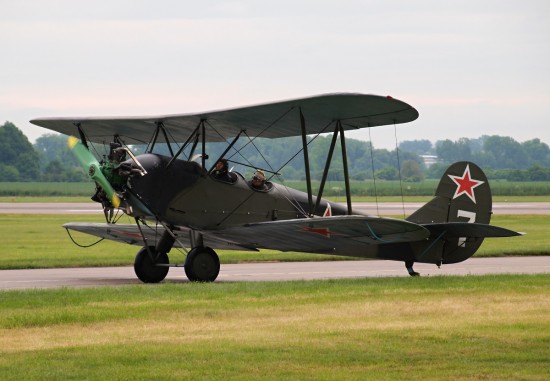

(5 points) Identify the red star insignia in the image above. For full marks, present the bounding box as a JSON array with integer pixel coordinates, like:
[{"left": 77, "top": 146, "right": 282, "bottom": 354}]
[
  {"left": 301, "top": 226, "right": 331, "bottom": 238},
  {"left": 323, "top": 203, "right": 332, "bottom": 217},
  {"left": 111, "top": 230, "right": 143, "bottom": 239},
  {"left": 448, "top": 164, "right": 485, "bottom": 204}
]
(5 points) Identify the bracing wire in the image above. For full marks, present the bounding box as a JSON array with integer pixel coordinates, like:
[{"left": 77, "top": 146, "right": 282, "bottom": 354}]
[
  {"left": 65, "top": 228, "right": 104, "bottom": 248},
  {"left": 368, "top": 128, "right": 380, "bottom": 216},
  {"left": 393, "top": 123, "right": 406, "bottom": 219},
  {"left": 205, "top": 120, "right": 258, "bottom": 170},
  {"left": 243, "top": 131, "right": 276, "bottom": 173}
]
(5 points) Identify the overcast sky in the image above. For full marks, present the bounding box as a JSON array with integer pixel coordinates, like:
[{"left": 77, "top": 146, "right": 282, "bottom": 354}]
[{"left": 1, "top": 0, "right": 549, "bottom": 149}]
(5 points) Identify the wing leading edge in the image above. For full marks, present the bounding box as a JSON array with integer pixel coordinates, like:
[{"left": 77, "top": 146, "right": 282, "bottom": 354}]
[
  {"left": 30, "top": 93, "right": 418, "bottom": 144},
  {"left": 64, "top": 215, "right": 429, "bottom": 258},
  {"left": 209, "top": 215, "right": 430, "bottom": 256}
]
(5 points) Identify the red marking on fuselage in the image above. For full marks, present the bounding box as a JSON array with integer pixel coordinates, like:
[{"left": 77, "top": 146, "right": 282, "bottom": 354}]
[
  {"left": 301, "top": 226, "right": 331, "bottom": 238},
  {"left": 111, "top": 230, "right": 143, "bottom": 239}
]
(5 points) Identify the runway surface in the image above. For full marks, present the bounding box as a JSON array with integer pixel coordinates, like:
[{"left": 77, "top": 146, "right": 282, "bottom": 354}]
[
  {"left": 1, "top": 256, "right": 548, "bottom": 290},
  {"left": 1, "top": 202, "right": 549, "bottom": 215}
]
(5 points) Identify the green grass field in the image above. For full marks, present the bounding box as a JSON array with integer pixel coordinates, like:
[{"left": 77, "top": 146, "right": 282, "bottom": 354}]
[
  {"left": 0, "top": 214, "right": 548, "bottom": 270},
  {"left": 0, "top": 275, "right": 548, "bottom": 380},
  {"left": 2, "top": 180, "right": 550, "bottom": 198}
]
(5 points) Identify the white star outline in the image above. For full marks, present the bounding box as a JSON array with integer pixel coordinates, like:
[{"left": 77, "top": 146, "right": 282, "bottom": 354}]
[{"left": 447, "top": 164, "right": 485, "bottom": 204}]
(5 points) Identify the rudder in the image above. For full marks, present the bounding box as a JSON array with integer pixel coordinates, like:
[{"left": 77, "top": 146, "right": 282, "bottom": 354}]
[{"left": 406, "top": 161, "right": 492, "bottom": 264}]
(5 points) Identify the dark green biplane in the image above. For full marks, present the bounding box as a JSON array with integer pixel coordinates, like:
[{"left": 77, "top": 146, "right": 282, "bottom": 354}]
[{"left": 31, "top": 93, "right": 520, "bottom": 282}]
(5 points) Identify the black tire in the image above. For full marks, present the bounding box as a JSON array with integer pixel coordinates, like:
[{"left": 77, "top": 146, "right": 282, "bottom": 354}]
[
  {"left": 184, "top": 247, "right": 220, "bottom": 282},
  {"left": 134, "top": 246, "right": 169, "bottom": 283}
]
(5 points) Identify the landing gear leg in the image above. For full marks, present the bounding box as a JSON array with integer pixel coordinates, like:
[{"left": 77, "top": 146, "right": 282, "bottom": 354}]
[
  {"left": 405, "top": 261, "right": 420, "bottom": 277},
  {"left": 133, "top": 220, "right": 176, "bottom": 283}
]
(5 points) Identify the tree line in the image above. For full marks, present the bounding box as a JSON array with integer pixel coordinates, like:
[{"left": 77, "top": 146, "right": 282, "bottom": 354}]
[{"left": 1, "top": 121, "right": 549, "bottom": 182}]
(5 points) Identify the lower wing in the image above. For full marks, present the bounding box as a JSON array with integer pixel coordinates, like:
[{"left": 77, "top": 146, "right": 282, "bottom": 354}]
[{"left": 64, "top": 215, "right": 429, "bottom": 256}]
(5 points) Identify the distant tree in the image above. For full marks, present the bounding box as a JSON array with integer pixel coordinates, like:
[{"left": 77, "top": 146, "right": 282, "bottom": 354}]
[
  {"left": 482, "top": 135, "right": 525, "bottom": 169},
  {"left": 526, "top": 165, "right": 550, "bottom": 181},
  {"left": 42, "top": 160, "right": 67, "bottom": 182},
  {"left": 435, "top": 138, "right": 472, "bottom": 163},
  {"left": 375, "top": 166, "right": 398, "bottom": 180},
  {"left": 399, "top": 139, "right": 432, "bottom": 155},
  {"left": 401, "top": 160, "right": 425, "bottom": 182},
  {"left": 34, "top": 133, "right": 80, "bottom": 170},
  {"left": 505, "top": 169, "right": 527, "bottom": 181},
  {"left": 0, "top": 164, "right": 20, "bottom": 181},
  {"left": 0, "top": 122, "right": 40, "bottom": 181},
  {"left": 521, "top": 139, "right": 550, "bottom": 166},
  {"left": 425, "top": 163, "right": 448, "bottom": 179}
]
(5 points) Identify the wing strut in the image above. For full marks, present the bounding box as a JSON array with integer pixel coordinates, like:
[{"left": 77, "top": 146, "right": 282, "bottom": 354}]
[
  {"left": 314, "top": 123, "right": 339, "bottom": 215},
  {"left": 147, "top": 123, "right": 161, "bottom": 153},
  {"left": 312, "top": 121, "right": 352, "bottom": 215},
  {"left": 75, "top": 122, "right": 88, "bottom": 150},
  {"left": 201, "top": 119, "right": 207, "bottom": 169},
  {"left": 167, "top": 120, "right": 202, "bottom": 168},
  {"left": 300, "top": 109, "right": 313, "bottom": 216},
  {"left": 159, "top": 122, "right": 175, "bottom": 157},
  {"left": 208, "top": 130, "right": 243, "bottom": 174},
  {"left": 338, "top": 120, "right": 353, "bottom": 215}
]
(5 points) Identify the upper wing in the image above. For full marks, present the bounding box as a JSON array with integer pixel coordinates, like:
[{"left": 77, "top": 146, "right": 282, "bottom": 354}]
[
  {"left": 30, "top": 93, "right": 418, "bottom": 144},
  {"left": 208, "top": 215, "right": 430, "bottom": 255}
]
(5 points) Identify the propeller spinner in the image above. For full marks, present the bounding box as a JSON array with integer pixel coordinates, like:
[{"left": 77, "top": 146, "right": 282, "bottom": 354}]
[{"left": 67, "top": 136, "right": 121, "bottom": 208}]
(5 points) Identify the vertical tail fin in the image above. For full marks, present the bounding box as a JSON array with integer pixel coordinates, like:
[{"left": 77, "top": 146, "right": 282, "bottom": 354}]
[
  {"left": 406, "top": 161, "right": 492, "bottom": 264},
  {"left": 407, "top": 161, "right": 492, "bottom": 225}
]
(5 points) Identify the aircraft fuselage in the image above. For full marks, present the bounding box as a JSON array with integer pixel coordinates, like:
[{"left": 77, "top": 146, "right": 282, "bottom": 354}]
[{"left": 126, "top": 154, "right": 352, "bottom": 229}]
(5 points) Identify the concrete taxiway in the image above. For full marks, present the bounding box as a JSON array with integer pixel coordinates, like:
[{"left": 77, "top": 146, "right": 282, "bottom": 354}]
[
  {"left": 1, "top": 202, "right": 549, "bottom": 215},
  {"left": 1, "top": 256, "right": 548, "bottom": 290}
]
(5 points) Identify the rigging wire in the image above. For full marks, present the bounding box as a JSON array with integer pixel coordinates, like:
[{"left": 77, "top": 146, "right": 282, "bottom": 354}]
[
  {"left": 205, "top": 120, "right": 257, "bottom": 170},
  {"left": 243, "top": 130, "right": 276, "bottom": 173},
  {"left": 227, "top": 106, "right": 297, "bottom": 162},
  {"left": 65, "top": 228, "right": 104, "bottom": 248},
  {"left": 393, "top": 123, "right": 406, "bottom": 219},
  {"left": 267, "top": 120, "right": 337, "bottom": 218},
  {"left": 214, "top": 119, "right": 335, "bottom": 225}
]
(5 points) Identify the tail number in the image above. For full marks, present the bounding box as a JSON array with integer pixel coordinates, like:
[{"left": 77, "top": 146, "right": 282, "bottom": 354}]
[{"left": 457, "top": 210, "right": 476, "bottom": 247}]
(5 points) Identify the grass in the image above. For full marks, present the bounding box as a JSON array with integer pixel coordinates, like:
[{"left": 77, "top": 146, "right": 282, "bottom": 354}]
[
  {"left": 2, "top": 180, "right": 550, "bottom": 198},
  {"left": 0, "top": 275, "right": 548, "bottom": 380},
  {"left": 0, "top": 213, "right": 544, "bottom": 269},
  {"left": 474, "top": 215, "right": 550, "bottom": 256},
  {"left": 1, "top": 195, "right": 550, "bottom": 203},
  {"left": 0, "top": 214, "right": 548, "bottom": 270},
  {"left": 0, "top": 196, "right": 91, "bottom": 203}
]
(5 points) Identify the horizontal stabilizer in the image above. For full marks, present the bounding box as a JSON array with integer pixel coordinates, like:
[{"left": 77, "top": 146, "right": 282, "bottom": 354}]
[{"left": 423, "top": 222, "right": 523, "bottom": 238}]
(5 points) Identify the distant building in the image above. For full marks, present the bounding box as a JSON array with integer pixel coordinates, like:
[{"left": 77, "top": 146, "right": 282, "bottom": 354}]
[{"left": 420, "top": 155, "right": 438, "bottom": 168}]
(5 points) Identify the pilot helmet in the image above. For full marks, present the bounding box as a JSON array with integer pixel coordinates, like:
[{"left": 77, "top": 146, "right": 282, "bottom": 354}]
[{"left": 253, "top": 169, "right": 266, "bottom": 182}]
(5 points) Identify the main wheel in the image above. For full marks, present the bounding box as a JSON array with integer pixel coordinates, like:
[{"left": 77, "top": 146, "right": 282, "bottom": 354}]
[
  {"left": 134, "top": 246, "right": 169, "bottom": 283},
  {"left": 184, "top": 247, "right": 220, "bottom": 282}
]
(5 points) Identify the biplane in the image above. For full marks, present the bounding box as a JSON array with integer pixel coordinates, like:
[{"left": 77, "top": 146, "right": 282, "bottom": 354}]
[{"left": 30, "top": 93, "right": 521, "bottom": 282}]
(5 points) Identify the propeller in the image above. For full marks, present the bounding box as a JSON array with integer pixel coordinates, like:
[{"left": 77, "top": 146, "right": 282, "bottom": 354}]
[{"left": 67, "top": 136, "right": 121, "bottom": 208}]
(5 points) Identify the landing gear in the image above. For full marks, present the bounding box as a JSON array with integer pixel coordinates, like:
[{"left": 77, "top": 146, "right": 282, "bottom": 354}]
[
  {"left": 134, "top": 246, "right": 169, "bottom": 283},
  {"left": 405, "top": 261, "right": 420, "bottom": 277},
  {"left": 184, "top": 246, "right": 220, "bottom": 282}
]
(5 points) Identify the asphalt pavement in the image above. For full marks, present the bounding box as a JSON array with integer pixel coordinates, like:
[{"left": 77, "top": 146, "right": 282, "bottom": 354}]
[
  {"left": 1, "top": 202, "right": 549, "bottom": 215},
  {"left": 1, "top": 256, "right": 548, "bottom": 290}
]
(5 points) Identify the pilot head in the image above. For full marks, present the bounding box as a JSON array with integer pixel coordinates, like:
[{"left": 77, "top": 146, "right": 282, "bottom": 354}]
[
  {"left": 215, "top": 159, "right": 228, "bottom": 172},
  {"left": 252, "top": 169, "right": 266, "bottom": 188}
]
